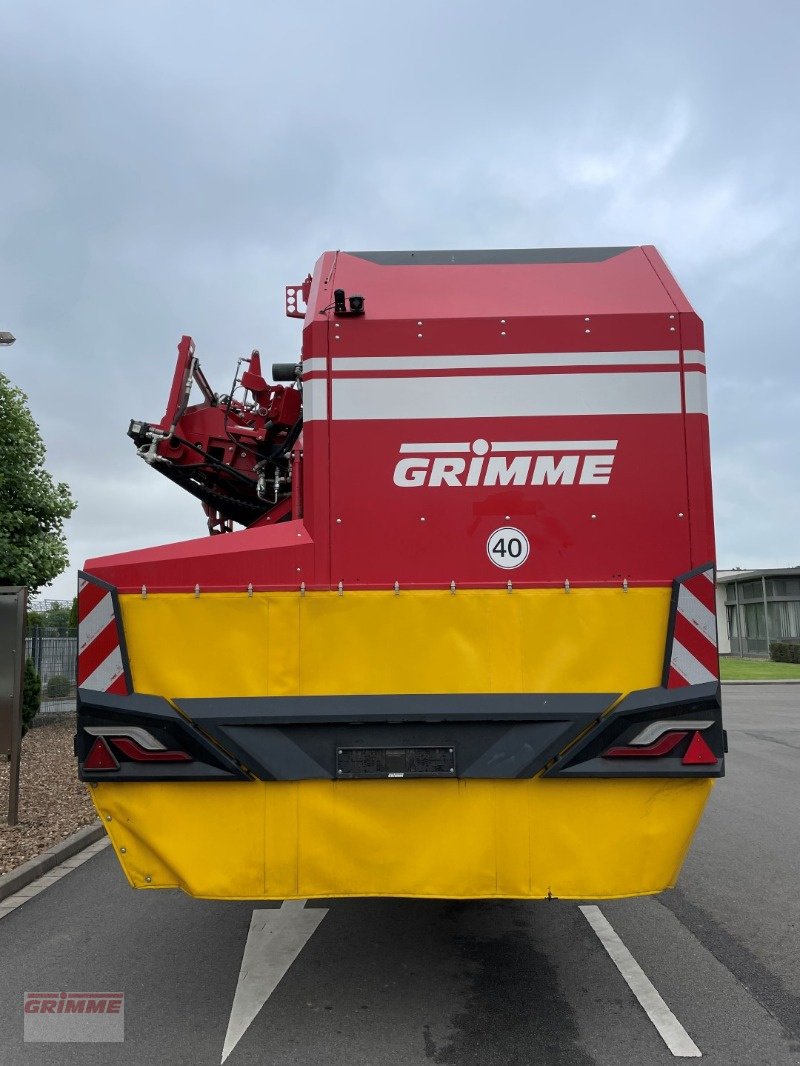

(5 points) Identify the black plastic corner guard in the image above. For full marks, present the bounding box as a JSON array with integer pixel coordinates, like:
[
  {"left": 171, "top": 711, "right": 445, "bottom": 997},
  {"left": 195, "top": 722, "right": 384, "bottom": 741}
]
[
  {"left": 77, "top": 689, "right": 250, "bottom": 782},
  {"left": 543, "top": 682, "right": 724, "bottom": 778}
]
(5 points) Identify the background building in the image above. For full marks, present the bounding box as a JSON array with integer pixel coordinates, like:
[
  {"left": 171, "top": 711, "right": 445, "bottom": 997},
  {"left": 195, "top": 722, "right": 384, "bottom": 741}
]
[{"left": 716, "top": 568, "right": 800, "bottom": 657}]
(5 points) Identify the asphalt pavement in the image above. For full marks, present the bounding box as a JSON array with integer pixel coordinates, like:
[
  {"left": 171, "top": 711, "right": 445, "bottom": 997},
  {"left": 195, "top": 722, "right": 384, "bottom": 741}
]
[{"left": 1, "top": 684, "right": 799, "bottom": 1066}]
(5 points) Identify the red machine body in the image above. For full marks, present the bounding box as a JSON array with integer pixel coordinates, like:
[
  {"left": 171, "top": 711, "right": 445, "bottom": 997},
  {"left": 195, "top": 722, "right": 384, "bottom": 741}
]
[{"left": 99, "top": 246, "right": 712, "bottom": 595}]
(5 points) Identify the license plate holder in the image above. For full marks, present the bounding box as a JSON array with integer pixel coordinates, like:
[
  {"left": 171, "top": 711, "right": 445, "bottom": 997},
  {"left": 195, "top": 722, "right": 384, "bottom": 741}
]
[{"left": 336, "top": 745, "right": 455, "bottom": 778}]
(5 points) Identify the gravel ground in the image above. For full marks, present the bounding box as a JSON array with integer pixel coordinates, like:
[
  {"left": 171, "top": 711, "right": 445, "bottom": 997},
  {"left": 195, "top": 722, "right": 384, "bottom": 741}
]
[{"left": 0, "top": 712, "right": 97, "bottom": 876}]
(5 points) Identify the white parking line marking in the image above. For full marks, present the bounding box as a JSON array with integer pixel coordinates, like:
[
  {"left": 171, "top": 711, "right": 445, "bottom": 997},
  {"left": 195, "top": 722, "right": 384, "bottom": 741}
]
[
  {"left": 0, "top": 837, "right": 110, "bottom": 919},
  {"left": 221, "top": 899, "right": 328, "bottom": 1063},
  {"left": 580, "top": 905, "right": 701, "bottom": 1058}
]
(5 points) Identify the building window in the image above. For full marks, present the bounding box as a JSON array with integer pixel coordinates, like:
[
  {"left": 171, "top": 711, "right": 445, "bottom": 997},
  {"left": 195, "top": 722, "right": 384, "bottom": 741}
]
[
  {"left": 742, "top": 603, "right": 767, "bottom": 654},
  {"left": 767, "top": 600, "right": 800, "bottom": 640},
  {"left": 740, "top": 580, "right": 763, "bottom": 601},
  {"left": 766, "top": 578, "right": 800, "bottom": 598}
]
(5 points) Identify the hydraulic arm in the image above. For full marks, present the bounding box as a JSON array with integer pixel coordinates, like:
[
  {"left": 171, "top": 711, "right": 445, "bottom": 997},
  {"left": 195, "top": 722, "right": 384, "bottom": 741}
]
[{"left": 127, "top": 336, "right": 301, "bottom": 534}]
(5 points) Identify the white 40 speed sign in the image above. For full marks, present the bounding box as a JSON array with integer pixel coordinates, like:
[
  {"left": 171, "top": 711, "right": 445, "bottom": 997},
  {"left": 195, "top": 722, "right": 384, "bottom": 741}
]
[{"left": 486, "top": 527, "right": 530, "bottom": 569}]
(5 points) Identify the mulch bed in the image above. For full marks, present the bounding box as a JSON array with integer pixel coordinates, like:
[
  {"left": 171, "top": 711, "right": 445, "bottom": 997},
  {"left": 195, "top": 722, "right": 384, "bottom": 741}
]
[{"left": 0, "top": 712, "right": 97, "bottom": 876}]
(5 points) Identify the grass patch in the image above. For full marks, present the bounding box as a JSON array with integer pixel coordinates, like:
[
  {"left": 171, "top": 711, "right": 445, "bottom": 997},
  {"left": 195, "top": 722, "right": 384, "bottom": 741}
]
[{"left": 720, "top": 657, "right": 800, "bottom": 680}]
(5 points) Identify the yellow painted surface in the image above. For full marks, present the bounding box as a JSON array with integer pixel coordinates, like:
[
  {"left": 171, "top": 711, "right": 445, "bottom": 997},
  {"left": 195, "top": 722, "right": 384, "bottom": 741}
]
[
  {"left": 119, "top": 587, "right": 671, "bottom": 698},
  {"left": 91, "top": 776, "right": 713, "bottom": 900},
  {"left": 93, "top": 587, "right": 712, "bottom": 900}
]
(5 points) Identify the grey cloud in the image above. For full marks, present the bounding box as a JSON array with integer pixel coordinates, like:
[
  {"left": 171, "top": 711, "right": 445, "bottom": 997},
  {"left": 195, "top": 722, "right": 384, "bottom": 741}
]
[{"left": 2, "top": 0, "right": 799, "bottom": 598}]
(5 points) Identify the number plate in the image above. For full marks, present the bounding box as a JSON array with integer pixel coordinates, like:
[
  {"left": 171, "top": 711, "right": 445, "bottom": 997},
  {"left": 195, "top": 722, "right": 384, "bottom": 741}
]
[{"left": 336, "top": 746, "right": 455, "bottom": 778}]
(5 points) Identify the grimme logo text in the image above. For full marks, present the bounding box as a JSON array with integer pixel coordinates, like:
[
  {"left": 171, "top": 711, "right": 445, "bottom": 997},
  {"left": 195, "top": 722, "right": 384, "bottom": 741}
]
[
  {"left": 393, "top": 439, "right": 617, "bottom": 488},
  {"left": 24, "top": 993, "right": 123, "bottom": 1015}
]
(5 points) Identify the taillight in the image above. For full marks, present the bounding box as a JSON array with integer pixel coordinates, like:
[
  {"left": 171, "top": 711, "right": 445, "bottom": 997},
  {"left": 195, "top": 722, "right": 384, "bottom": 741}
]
[
  {"left": 605, "top": 731, "right": 688, "bottom": 758},
  {"left": 84, "top": 737, "right": 119, "bottom": 771},
  {"left": 681, "top": 731, "right": 717, "bottom": 765},
  {"left": 603, "top": 719, "right": 715, "bottom": 765},
  {"left": 83, "top": 726, "right": 193, "bottom": 765},
  {"left": 108, "top": 737, "right": 191, "bottom": 762}
]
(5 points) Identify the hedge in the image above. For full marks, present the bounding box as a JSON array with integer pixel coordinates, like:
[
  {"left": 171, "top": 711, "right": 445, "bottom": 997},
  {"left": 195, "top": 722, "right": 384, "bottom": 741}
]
[
  {"left": 770, "top": 639, "right": 800, "bottom": 664},
  {"left": 22, "top": 658, "right": 41, "bottom": 735},
  {"left": 45, "top": 674, "right": 71, "bottom": 699}
]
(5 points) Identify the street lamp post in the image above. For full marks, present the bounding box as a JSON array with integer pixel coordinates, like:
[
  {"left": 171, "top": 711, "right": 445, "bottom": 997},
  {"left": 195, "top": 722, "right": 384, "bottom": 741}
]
[{"left": 0, "top": 332, "right": 16, "bottom": 346}]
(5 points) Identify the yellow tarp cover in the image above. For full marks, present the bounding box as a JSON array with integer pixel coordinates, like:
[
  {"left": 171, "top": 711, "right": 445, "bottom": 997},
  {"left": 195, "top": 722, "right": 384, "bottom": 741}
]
[{"left": 89, "top": 588, "right": 714, "bottom": 900}]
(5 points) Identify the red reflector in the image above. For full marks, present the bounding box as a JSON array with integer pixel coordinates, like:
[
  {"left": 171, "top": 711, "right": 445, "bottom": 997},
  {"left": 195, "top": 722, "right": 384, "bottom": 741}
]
[
  {"left": 604, "top": 731, "right": 687, "bottom": 758},
  {"left": 84, "top": 737, "right": 119, "bottom": 771},
  {"left": 109, "top": 737, "right": 192, "bottom": 763},
  {"left": 682, "top": 731, "right": 717, "bottom": 765}
]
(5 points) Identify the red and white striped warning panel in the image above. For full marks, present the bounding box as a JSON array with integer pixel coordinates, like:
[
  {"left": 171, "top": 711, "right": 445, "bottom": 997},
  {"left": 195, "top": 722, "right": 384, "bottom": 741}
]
[
  {"left": 77, "top": 573, "right": 130, "bottom": 695},
  {"left": 664, "top": 565, "right": 719, "bottom": 688}
]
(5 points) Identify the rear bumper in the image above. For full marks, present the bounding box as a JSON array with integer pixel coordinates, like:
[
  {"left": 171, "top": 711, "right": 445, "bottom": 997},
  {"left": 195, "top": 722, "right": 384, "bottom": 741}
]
[{"left": 77, "top": 682, "right": 724, "bottom": 781}]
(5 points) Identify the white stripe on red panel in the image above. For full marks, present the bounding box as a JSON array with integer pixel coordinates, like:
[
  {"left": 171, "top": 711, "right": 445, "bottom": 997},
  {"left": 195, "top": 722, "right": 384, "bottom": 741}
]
[
  {"left": 667, "top": 566, "right": 719, "bottom": 688},
  {"left": 78, "top": 593, "right": 115, "bottom": 654},
  {"left": 490, "top": 440, "right": 618, "bottom": 453},
  {"left": 676, "top": 585, "right": 716, "bottom": 643},
  {"left": 399, "top": 442, "right": 472, "bottom": 454},
  {"left": 82, "top": 646, "right": 125, "bottom": 693},
  {"left": 684, "top": 371, "right": 709, "bottom": 415},
  {"left": 670, "top": 642, "right": 717, "bottom": 686},
  {"left": 332, "top": 351, "right": 681, "bottom": 373},
  {"left": 304, "top": 351, "right": 705, "bottom": 376},
  {"left": 331, "top": 371, "right": 684, "bottom": 422},
  {"left": 684, "top": 350, "right": 706, "bottom": 366},
  {"left": 303, "top": 376, "right": 328, "bottom": 422}
]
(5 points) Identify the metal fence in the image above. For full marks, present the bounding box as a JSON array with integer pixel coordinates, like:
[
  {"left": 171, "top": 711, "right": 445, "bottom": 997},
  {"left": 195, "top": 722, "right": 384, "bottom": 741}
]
[{"left": 25, "top": 627, "right": 77, "bottom": 713}]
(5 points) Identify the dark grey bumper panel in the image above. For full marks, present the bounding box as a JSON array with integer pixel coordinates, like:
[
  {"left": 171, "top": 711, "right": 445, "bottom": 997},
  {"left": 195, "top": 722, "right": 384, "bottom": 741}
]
[
  {"left": 173, "top": 692, "right": 619, "bottom": 781},
  {"left": 543, "top": 682, "right": 724, "bottom": 778}
]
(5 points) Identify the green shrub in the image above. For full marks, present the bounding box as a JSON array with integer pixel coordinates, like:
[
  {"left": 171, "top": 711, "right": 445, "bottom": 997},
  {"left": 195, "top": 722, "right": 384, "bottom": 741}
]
[
  {"left": 22, "top": 658, "right": 41, "bottom": 735},
  {"left": 770, "top": 639, "right": 800, "bottom": 664},
  {"left": 45, "top": 674, "right": 71, "bottom": 699}
]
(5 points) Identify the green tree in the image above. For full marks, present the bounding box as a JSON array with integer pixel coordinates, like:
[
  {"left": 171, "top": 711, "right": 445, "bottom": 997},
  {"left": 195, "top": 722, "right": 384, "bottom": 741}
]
[
  {"left": 0, "top": 373, "right": 76, "bottom": 594},
  {"left": 28, "top": 601, "right": 71, "bottom": 631}
]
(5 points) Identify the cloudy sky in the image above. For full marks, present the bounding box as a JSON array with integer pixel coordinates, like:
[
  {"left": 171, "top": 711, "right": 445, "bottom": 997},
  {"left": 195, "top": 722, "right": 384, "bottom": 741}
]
[{"left": 2, "top": 0, "right": 798, "bottom": 600}]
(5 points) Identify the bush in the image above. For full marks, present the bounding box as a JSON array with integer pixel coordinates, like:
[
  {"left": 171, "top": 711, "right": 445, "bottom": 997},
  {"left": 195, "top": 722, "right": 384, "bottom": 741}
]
[
  {"left": 45, "top": 674, "right": 71, "bottom": 699},
  {"left": 770, "top": 639, "right": 800, "bottom": 664},
  {"left": 22, "top": 658, "right": 41, "bottom": 735}
]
